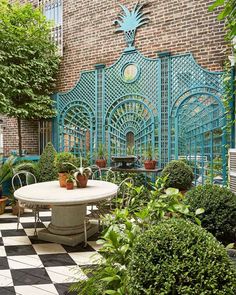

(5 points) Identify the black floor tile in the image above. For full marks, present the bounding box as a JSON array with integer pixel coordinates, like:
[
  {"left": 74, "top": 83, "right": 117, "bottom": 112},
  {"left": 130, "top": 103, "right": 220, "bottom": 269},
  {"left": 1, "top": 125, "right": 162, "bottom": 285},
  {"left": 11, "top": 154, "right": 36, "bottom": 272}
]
[
  {"left": 80, "top": 265, "right": 98, "bottom": 278},
  {"left": 0, "top": 218, "right": 18, "bottom": 224},
  {"left": 62, "top": 243, "right": 95, "bottom": 253},
  {"left": 0, "top": 257, "right": 9, "bottom": 270},
  {"left": 1, "top": 229, "right": 26, "bottom": 237},
  {"left": 39, "top": 216, "right": 51, "bottom": 222},
  {"left": 0, "top": 237, "right": 3, "bottom": 246},
  {"left": 5, "top": 245, "right": 36, "bottom": 256},
  {"left": 54, "top": 283, "right": 77, "bottom": 295},
  {"left": 88, "top": 232, "right": 100, "bottom": 241},
  {"left": 11, "top": 268, "right": 52, "bottom": 286},
  {"left": 39, "top": 253, "right": 77, "bottom": 267},
  {"left": 29, "top": 236, "right": 51, "bottom": 244},
  {"left": 21, "top": 222, "right": 46, "bottom": 229},
  {"left": 0, "top": 286, "right": 15, "bottom": 294}
]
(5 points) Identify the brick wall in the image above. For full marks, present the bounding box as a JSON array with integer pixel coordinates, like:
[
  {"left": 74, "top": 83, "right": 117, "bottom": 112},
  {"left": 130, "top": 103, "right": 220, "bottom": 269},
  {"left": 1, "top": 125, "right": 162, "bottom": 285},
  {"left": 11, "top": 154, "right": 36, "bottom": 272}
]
[
  {"left": 0, "top": 115, "right": 39, "bottom": 156},
  {"left": 57, "top": 0, "right": 228, "bottom": 92}
]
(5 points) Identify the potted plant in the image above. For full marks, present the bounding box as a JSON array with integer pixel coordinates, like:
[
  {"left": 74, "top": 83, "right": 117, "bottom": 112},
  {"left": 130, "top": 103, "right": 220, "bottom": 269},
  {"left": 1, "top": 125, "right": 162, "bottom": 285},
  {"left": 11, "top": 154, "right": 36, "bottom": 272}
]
[
  {"left": 144, "top": 145, "right": 156, "bottom": 170},
  {"left": 66, "top": 174, "right": 74, "bottom": 190},
  {"left": 9, "top": 194, "right": 24, "bottom": 216},
  {"left": 96, "top": 144, "right": 107, "bottom": 168},
  {"left": 54, "top": 152, "right": 78, "bottom": 187},
  {"left": 65, "top": 155, "right": 92, "bottom": 188},
  {"left": 0, "top": 156, "right": 15, "bottom": 214}
]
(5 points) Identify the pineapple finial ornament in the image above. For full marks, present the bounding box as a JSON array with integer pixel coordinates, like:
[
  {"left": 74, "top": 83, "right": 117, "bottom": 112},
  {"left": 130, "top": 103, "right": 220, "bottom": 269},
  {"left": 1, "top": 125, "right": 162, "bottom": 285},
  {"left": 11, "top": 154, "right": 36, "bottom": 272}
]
[{"left": 114, "top": 2, "right": 149, "bottom": 51}]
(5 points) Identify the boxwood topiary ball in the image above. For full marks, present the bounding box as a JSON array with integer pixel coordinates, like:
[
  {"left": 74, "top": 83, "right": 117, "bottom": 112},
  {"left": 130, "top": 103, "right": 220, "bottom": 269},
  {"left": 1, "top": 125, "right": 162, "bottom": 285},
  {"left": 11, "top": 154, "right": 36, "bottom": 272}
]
[
  {"left": 186, "top": 184, "right": 236, "bottom": 244},
  {"left": 161, "top": 160, "right": 194, "bottom": 190},
  {"left": 127, "top": 218, "right": 236, "bottom": 295}
]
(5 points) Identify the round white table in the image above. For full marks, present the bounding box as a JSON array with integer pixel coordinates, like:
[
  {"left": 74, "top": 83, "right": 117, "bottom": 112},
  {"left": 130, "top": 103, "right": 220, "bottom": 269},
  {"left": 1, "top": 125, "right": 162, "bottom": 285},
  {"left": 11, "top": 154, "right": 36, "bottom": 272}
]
[{"left": 14, "top": 180, "right": 118, "bottom": 246}]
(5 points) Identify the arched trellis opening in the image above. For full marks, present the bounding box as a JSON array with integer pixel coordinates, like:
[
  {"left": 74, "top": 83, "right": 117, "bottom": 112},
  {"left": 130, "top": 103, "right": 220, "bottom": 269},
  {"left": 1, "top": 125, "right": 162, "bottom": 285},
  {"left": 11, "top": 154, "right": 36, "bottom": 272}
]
[
  {"left": 58, "top": 101, "right": 96, "bottom": 157},
  {"left": 170, "top": 91, "right": 227, "bottom": 185},
  {"left": 106, "top": 98, "right": 157, "bottom": 161}
]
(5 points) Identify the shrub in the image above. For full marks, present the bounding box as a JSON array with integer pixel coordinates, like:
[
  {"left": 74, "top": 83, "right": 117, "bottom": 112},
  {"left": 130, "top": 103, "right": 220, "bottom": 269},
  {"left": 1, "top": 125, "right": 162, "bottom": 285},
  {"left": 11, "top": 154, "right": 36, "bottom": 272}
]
[
  {"left": 186, "top": 184, "right": 236, "bottom": 244},
  {"left": 127, "top": 218, "right": 236, "bottom": 295},
  {"left": 161, "top": 160, "right": 194, "bottom": 190},
  {"left": 37, "top": 142, "right": 57, "bottom": 182}
]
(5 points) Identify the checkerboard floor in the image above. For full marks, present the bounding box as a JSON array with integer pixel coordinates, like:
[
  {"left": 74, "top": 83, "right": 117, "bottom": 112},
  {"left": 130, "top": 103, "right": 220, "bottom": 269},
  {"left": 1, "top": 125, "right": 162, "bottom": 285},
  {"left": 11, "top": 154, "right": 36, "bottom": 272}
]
[{"left": 0, "top": 207, "right": 102, "bottom": 295}]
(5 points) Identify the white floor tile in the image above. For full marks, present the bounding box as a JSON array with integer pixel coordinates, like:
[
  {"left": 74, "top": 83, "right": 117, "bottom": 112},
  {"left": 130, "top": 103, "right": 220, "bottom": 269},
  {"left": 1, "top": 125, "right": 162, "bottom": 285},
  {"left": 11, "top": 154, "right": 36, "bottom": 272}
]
[
  {"left": 39, "top": 211, "right": 51, "bottom": 217},
  {"left": 0, "top": 213, "right": 16, "bottom": 219},
  {"left": 33, "top": 243, "right": 66, "bottom": 255},
  {"left": 0, "top": 246, "right": 6, "bottom": 257},
  {"left": 19, "top": 217, "right": 37, "bottom": 223},
  {"left": 0, "top": 223, "right": 22, "bottom": 230},
  {"left": 69, "top": 251, "right": 102, "bottom": 265},
  {"left": 2, "top": 236, "right": 31, "bottom": 246},
  {"left": 87, "top": 240, "right": 103, "bottom": 251},
  {"left": 43, "top": 222, "right": 50, "bottom": 227},
  {"left": 15, "top": 284, "right": 58, "bottom": 295},
  {"left": 23, "top": 228, "right": 37, "bottom": 236},
  {"left": 46, "top": 265, "right": 87, "bottom": 284},
  {"left": 0, "top": 270, "right": 13, "bottom": 286},
  {"left": 8, "top": 255, "right": 43, "bottom": 269}
]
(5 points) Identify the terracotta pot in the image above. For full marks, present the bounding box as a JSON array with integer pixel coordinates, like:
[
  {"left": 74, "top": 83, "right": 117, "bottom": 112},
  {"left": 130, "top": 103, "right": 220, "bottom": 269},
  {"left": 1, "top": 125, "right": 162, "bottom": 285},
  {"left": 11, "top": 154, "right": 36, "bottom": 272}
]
[
  {"left": 0, "top": 186, "right": 2, "bottom": 198},
  {"left": 66, "top": 181, "right": 74, "bottom": 190},
  {"left": 76, "top": 174, "right": 88, "bottom": 188},
  {"left": 12, "top": 202, "right": 24, "bottom": 216},
  {"left": 144, "top": 160, "right": 155, "bottom": 170},
  {"left": 58, "top": 172, "right": 68, "bottom": 187},
  {"left": 96, "top": 159, "right": 106, "bottom": 168},
  {"left": 0, "top": 197, "right": 8, "bottom": 215},
  {"left": 151, "top": 160, "right": 157, "bottom": 168}
]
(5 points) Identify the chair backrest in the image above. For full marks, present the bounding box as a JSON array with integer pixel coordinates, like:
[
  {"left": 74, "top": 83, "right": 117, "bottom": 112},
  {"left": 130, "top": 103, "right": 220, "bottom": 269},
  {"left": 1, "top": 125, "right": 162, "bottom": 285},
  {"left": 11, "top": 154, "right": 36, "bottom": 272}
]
[
  {"left": 116, "top": 177, "right": 134, "bottom": 209},
  {"left": 92, "top": 168, "right": 116, "bottom": 182},
  {"left": 12, "top": 171, "right": 37, "bottom": 191}
]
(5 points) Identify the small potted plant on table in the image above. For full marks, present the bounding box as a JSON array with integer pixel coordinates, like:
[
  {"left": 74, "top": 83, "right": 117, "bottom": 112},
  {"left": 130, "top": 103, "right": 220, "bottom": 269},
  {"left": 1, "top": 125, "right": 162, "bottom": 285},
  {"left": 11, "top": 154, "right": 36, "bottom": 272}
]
[
  {"left": 144, "top": 145, "right": 156, "bottom": 170},
  {"left": 66, "top": 174, "right": 74, "bottom": 190},
  {"left": 54, "top": 152, "right": 78, "bottom": 187},
  {"left": 65, "top": 156, "right": 92, "bottom": 188},
  {"left": 95, "top": 144, "right": 107, "bottom": 168}
]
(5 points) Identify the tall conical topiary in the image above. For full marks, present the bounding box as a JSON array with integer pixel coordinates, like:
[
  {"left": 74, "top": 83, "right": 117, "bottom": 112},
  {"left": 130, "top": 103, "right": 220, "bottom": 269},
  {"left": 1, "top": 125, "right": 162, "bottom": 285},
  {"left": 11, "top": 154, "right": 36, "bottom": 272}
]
[{"left": 37, "top": 142, "right": 57, "bottom": 182}]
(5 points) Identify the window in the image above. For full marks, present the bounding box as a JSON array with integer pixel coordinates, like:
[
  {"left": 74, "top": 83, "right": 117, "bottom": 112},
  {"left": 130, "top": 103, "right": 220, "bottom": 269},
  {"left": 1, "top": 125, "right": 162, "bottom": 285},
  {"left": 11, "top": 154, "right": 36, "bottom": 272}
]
[
  {"left": 38, "top": 120, "right": 52, "bottom": 154},
  {"left": 38, "top": 0, "right": 63, "bottom": 55}
]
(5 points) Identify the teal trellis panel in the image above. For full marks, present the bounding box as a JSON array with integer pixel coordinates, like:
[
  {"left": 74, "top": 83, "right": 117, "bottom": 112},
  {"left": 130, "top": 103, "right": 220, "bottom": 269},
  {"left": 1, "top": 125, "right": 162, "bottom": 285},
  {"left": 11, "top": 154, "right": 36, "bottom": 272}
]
[{"left": 53, "top": 49, "right": 228, "bottom": 184}]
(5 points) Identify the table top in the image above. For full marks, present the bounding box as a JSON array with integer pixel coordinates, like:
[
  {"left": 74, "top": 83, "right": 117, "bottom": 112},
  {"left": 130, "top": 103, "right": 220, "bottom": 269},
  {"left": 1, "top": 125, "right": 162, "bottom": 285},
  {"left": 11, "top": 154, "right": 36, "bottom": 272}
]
[{"left": 14, "top": 180, "right": 118, "bottom": 206}]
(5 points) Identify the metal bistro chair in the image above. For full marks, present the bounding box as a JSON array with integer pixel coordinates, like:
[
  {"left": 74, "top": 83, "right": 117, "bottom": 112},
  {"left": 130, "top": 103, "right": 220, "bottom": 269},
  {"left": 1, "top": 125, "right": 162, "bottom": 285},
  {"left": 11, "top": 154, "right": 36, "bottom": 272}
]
[
  {"left": 12, "top": 171, "right": 44, "bottom": 236},
  {"left": 83, "top": 176, "right": 134, "bottom": 247}
]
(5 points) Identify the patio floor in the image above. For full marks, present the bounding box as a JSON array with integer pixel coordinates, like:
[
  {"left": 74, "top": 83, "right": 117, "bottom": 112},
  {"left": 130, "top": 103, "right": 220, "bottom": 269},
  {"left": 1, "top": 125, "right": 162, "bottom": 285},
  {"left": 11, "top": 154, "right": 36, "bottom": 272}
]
[{"left": 0, "top": 207, "right": 101, "bottom": 295}]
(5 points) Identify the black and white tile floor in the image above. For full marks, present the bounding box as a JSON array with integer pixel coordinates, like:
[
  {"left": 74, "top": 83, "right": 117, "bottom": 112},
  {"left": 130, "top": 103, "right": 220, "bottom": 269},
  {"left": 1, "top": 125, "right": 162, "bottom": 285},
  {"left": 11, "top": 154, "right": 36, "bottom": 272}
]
[{"left": 0, "top": 207, "right": 102, "bottom": 295}]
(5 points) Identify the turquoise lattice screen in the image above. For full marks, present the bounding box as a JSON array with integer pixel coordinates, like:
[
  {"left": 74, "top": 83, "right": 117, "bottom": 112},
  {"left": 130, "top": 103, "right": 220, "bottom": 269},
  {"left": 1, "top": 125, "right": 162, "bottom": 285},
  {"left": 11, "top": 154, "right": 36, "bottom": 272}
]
[{"left": 53, "top": 49, "right": 228, "bottom": 184}]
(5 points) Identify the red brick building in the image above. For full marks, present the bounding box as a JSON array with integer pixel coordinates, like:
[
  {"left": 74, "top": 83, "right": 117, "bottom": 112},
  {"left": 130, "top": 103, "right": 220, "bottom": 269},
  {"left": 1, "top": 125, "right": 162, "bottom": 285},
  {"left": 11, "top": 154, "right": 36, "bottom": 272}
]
[{"left": 0, "top": 0, "right": 228, "bottom": 156}]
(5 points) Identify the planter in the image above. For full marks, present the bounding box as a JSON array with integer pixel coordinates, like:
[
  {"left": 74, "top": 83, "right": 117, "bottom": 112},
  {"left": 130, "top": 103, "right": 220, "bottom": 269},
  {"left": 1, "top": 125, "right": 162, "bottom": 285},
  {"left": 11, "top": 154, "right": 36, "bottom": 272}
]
[
  {"left": 0, "top": 186, "right": 2, "bottom": 198},
  {"left": 66, "top": 181, "right": 74, "bottom": 190},
  {"left": 12, "top": 202, "right": 25, "bottom": 216},
  {"left": 76, "top": 174, "right": 88, "bottom": 188},
  {"left": 96, "top": 159, "right": 106, "bottom": 168},
  {"left": 0, "top": 197, "right": 8, "bottom": 215},
  {"left": 144, "top": 160, "right": 155, "bottom": 170},
  {"left": 58, "top": 172, "right": 68, "bottom": 187}
]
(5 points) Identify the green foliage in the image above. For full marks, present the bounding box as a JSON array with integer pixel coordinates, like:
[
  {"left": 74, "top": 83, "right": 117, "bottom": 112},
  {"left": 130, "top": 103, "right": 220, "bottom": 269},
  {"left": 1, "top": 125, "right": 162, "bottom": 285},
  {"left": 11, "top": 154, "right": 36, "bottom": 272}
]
[
  {"left": 0, "top": 1, "right": 60, "bottom": 155},
  {"left": 37, "top": 142, "right": 57, "bottom": 182},
  {"left": 54, "top": 152, "right": 78, "bottom": 173},
  {"left": 13, "top": 160, "right": 38, "bottom": 176},
  {"left": 0, "top": 156, "right": 15, "bottom": 187},
  {"left": 186, "top": 184, "right": 236, "bottom": 244},
  {"left": 127, "top": 218, "right": 236, "bottom": 295},
  {"left": 97, "top": 144, "right": 106, "bottom": 159},
  {"left": 161, "top": 160, "right": 194, "bottom": 190},
  {"left": 71, "top": 177, "right": 204, "bottom": 294},
  {"left": 209, "top": 0, "right": 236, "bottom": 40}
]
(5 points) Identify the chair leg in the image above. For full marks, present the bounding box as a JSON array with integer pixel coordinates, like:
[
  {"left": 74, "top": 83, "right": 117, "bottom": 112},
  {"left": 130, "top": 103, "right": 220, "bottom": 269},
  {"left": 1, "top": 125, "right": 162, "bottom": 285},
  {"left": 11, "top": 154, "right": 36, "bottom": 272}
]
[
  {"left": 33, "top": 209, "right": 37, "bottom": 236},
  {"left": 84, "top": 219, "right": 88, "bottom": 248},
  {"left": 17, "top": 202, "right": 21, "bottom": 230}
]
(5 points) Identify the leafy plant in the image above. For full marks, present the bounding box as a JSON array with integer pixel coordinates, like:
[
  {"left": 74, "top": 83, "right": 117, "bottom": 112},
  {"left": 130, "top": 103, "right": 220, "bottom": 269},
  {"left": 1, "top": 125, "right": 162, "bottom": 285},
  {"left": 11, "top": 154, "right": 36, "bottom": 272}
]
[
  {"left": 144, "top": 144, "right": 153, "bottom": 160},
  {"left": 65, "top": 155, "right": 92, "bottom": 177},
  {"left": 161, "top": 160, "right": 194, "bottom": 190},
  {"left": 0, "top": 1, "right": 60, "bottom": 156},
  {"left": 127, "top": 218, "right": 236, "bottom": 294},
  {"left": 71, "top": 177, "right": 204, "bottom": 294},
  {"left": 0, "top": 156, "right": 15, "bottom": 197},
  {"left": 186, "top": 184, "right": 236, "bottom": 244},
  {"left": 37, "top": 142, "right": 57, "bottom": 182},
  {"left": 97, "top": 144, "right": 106, "bottom": 160},
  {"left": 66, "top": 174, "right": 74, "bottom": 183},
  {"left": 54, "top": 152, "right": 78, "bottom": 173},
  {"left": 13, "top": 160, "right": 38, "bottom": 176}
]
